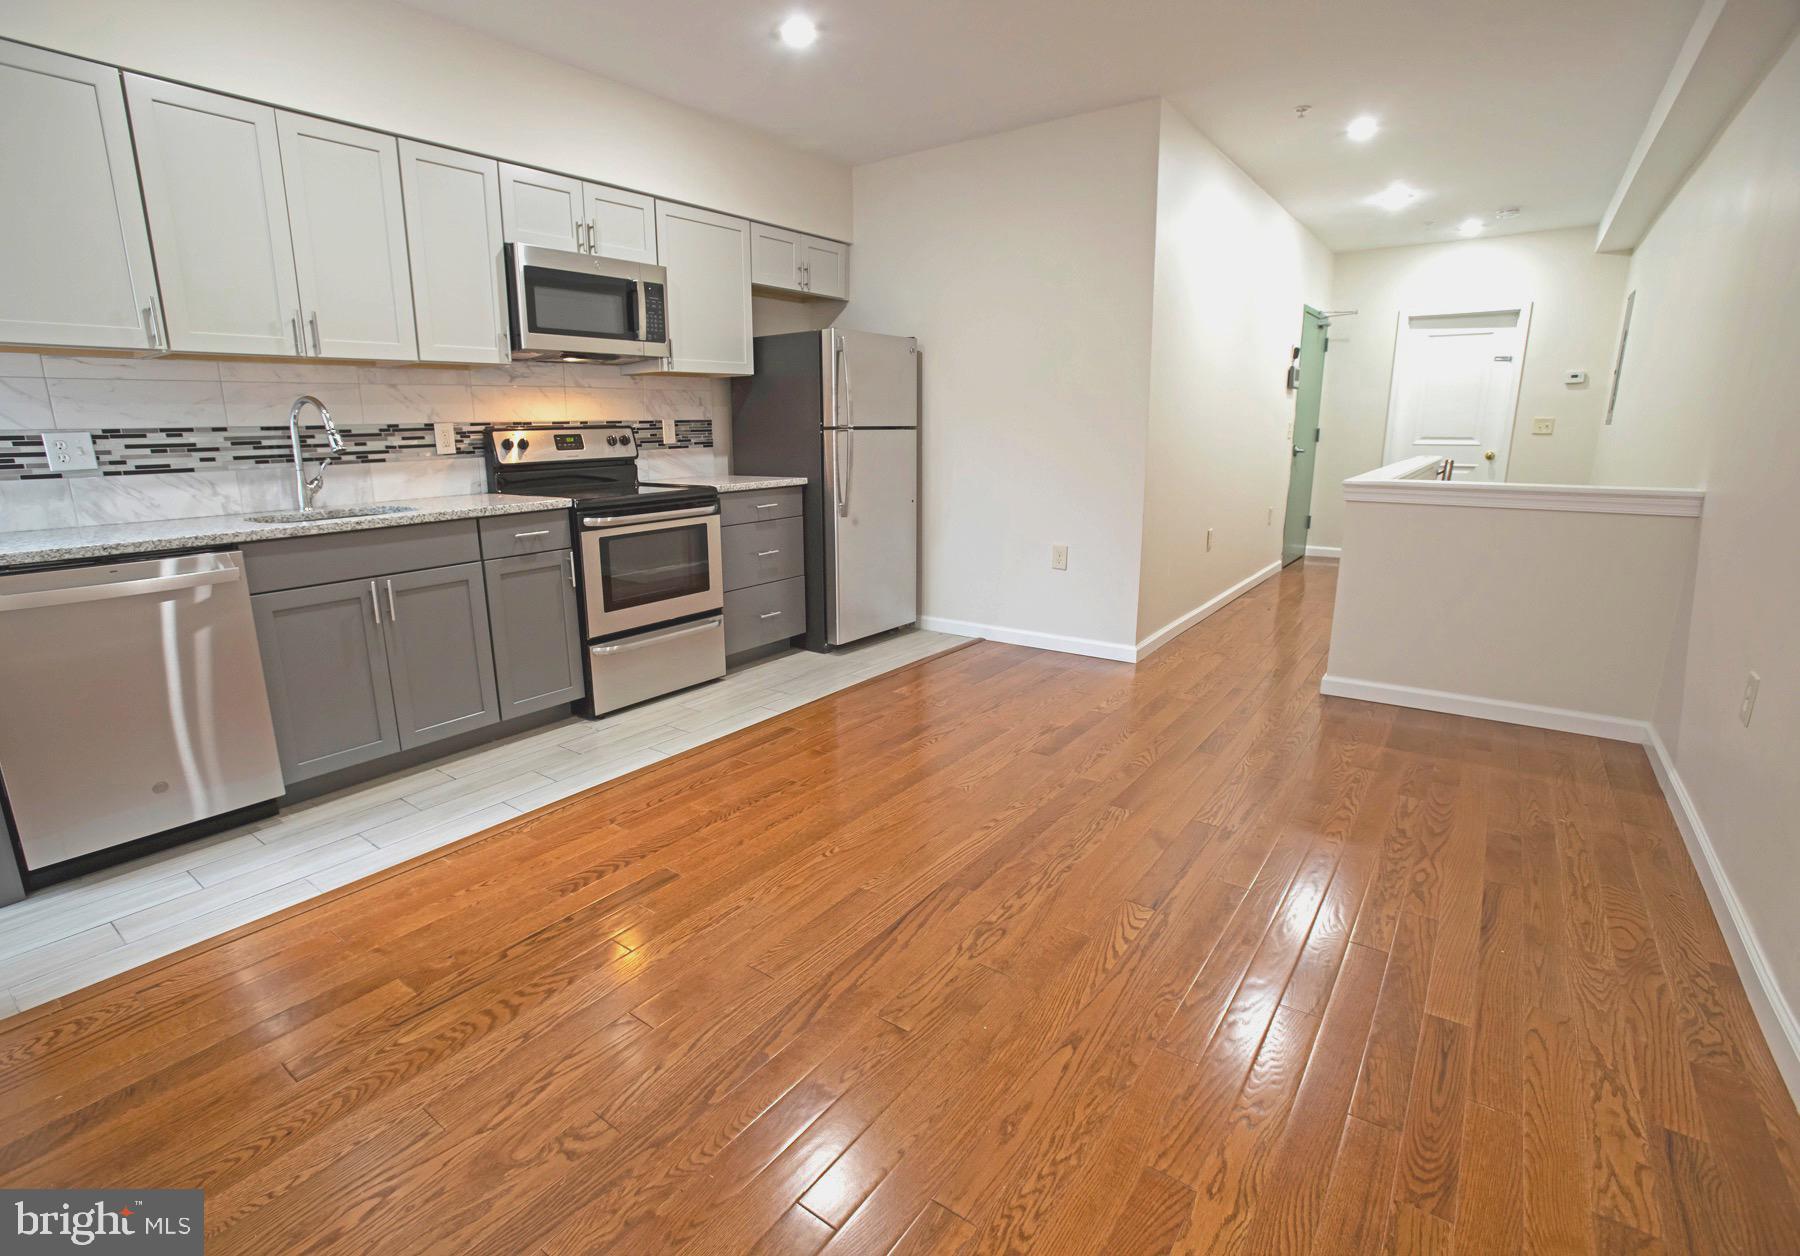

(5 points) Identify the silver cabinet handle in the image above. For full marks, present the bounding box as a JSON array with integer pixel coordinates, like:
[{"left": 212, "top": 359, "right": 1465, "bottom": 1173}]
[
  {"left": 756, "top": 549, "right": 781, "bottom": 557},
  {"left": 513, "top": 529, "right": 551, "bottom": 538},
  {"left": 141, "top": 304, "right": 164, "bottom": 350},
  {"left": 754, "top": 501, "right": 782, "bottom": 509},
  {"left": 292, "top": 313, "right": 305, "bottom": 356},
  {"left": 566, "top": 551, "right": 576, "bottom": 589},
  {"left": 758, "top": 610, "right": 783, "bottom": 620},
  {"left": 370, "top": 579, "right": 381, "bottom": 625},
  {"left": 309, "top": 311, "right": 322, "bottom": 356},
  {"left": 386, "top": 579, "right": 397, "bottom": 621},
  {"left": 498, "top": 330, "right": 510, "bottom": 361}
]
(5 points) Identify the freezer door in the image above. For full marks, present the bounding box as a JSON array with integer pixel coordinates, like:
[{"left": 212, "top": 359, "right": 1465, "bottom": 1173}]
[
  {"left": 824, "top": 426, "right": 918, "bottom": 645},
  {"left": 827, "top": 328, "right": 917, "bottom": 430}
]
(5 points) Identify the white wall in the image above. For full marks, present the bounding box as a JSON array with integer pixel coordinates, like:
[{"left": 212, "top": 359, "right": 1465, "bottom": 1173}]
[
  {"left": 1136, "top": 104, "right": 1332, "bottom": 643},
  {"left": 843, "top": 102, "right": 1161, "bottom": 655},
  {"left": 1310, "top": 229, "right": 1631, "bottom": 549},
  {"left": 0, "top": 0, "right": 851, "bottom": 239},
  {"left": 1594, "top": 31, "right": 1800, "bottom": 1076}
]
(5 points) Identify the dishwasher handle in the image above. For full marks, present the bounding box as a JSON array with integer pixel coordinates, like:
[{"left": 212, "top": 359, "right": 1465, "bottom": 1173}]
[{"left": 0, "top": 555, "right": 242, "bottom": 613}]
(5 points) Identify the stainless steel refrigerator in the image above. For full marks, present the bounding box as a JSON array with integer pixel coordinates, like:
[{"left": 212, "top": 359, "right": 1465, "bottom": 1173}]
[{"left": 730, "top": 329, "right": 918, "bottom": 651}]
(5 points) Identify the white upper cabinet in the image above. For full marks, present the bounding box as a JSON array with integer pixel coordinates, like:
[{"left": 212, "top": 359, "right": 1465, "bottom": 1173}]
[
  {"left": 124, "top": 75, "right": 301, "bottom": 356},
  {"left": 626, "top": 202, "right": 752, "bottom": 377},
  {"left": 750, "top": 221, "right": 849, "bottom": 299},
  {"left": 585, "top": 184, "right": 657, "bottom": 264},
  {"left": 498, "top": 163, "right": 583, "bottom": 253},
  {"left": 800, "top": 236, "right": 848, "bottom": 300},
  {"left": 399, "top": 140, "right": 508, "bottom": 364},
  {"left": 277, "top": 113, "right": 417, "bottom": 361},
  {"left": 0, "top": 41, "right": 162, "bottom": 351}
]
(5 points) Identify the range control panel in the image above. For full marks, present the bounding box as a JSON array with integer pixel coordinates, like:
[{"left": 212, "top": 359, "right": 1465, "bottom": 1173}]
[{"left": 488, "top": 425, "right": 636, "bottom": 465}]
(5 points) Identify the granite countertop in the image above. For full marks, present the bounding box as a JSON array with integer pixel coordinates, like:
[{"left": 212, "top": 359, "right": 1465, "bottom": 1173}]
[
  {"left": 0, "top": 493, "right": 573, "bottom": 570},
  {"left": 648, "top": 474, "right": 808, "bottom": 493}
]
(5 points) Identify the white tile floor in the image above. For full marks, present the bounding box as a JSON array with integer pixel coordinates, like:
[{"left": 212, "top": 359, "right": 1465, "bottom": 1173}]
[{"left": 0, "top": 628, "right": 968, "bottom": 1015}]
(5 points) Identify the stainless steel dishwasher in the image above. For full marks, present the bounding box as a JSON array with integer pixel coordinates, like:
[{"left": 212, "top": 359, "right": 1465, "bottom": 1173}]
[{"left": 0, "top": 551, "right": 284, "bottom": 876}]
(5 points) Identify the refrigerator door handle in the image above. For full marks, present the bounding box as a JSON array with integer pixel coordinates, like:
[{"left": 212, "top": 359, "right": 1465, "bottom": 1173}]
[
  {"left": 828, "top": 428, "right": 847, "bottom": 517},
  {"left": 841, "top": 426, "right": 853, "bottom": 517}
]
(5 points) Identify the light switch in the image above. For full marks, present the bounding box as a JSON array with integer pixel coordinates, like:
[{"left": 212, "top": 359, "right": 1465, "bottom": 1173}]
[
  {"left": 43, "top": 432, "right": 97, "bottom": 472},
  {"left": 1531, "top": 417, "right": 1555, "bottom": 435}
]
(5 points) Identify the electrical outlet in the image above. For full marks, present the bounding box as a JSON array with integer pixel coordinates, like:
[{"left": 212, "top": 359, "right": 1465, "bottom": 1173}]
[
  {"left": 1740, "top": 671, "right": 1760, "bottom": 726},
  {"left": 434, "top": 423, "right": 456, "bottom": 455},
  {"left": 1050, "top": 544, "right": 1068, "bottom": 571},
  {"left": 1531, "top": 417, "right": 1555, "bottom": 436},
  {"left": 1205, "top": 527, "right": 1214, "bottom": 552},
  {"left": 42, "top": 432, "right": 97, "bottom": 472},
  {"left": 1267, "top": 507, "right": 1274, "bottom": 525},
  {"left": 661, "top": 415, "right": 678, "bottom": 446}
]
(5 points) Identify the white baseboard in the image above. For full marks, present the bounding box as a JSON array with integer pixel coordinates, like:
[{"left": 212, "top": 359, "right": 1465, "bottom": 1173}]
[
  {"left": 1643, "top": 728, "right": 1800, "bottom": 1101},
  {"left": 1318, "top": 674, "right": 1653, "bottom": 744},
  {"left": 916, "top": 616, "right": 1136, "bottom": 662},
  {"left": 1134, "top": 561, "right": 1282, "bottom": 661},
  {"left": 1304, "top": 545, "right": 1342, "bottom": 559}
]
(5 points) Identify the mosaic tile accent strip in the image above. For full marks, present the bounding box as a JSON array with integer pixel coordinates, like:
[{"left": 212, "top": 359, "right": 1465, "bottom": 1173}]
[{"left": 0, "top": 419, "right": 712, "bottom": 481}]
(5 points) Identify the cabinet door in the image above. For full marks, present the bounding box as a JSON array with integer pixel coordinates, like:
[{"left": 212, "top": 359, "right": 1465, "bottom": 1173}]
[
  {"left": 124, "top": 75, "right": 301, "bottom": 356},
  {"left": 585, "top": 183, "right": 657, "bottom": 263},
  {"left": 252, "top": 578, "right": 401, "bottom": 784},
  {"left": 278, "top": 112, "right": 417, "bottom": 361},
  {"left": 630, "top": 201, "right": 751, "bottom": 376},
  {"left": 801, "top": 236, "right": 849, "bottom": 300},
  {"left": 485, "top": 550, "right": 584, "bottom": 717},
  {"left": 499, "top": 163, "right": 584, "bottom": 252},
  {"left": 399, "top": 140, "right": 508, "bottom": 364},
  {"left": 0, "top": 41, "right": 162, "bottom": 351},
  {"left": 381, "top": 562, "right": 501, "bottom": 748},
  {"left": 750, "top": 223, "right": 804, "bottom": 292}
]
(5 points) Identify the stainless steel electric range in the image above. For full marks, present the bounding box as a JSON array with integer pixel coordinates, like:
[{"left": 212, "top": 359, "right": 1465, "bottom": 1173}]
[{"left": 485, "top": 425, "right": 724, "bottom": 716}]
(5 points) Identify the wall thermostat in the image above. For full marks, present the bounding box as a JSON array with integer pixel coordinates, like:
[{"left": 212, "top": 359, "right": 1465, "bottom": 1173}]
[{"left": 1563, "top": 370, "right": 1588, "bottom": 386}]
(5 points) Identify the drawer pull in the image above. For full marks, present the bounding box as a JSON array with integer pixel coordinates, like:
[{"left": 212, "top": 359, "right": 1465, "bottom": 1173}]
[
  {"left": 758, "top": 610, "right": 783, "bottom": 620},
  {"left": 754, "top": 501, "right": 782, "bottom": 510},
  {"left": 756, "top": 549, "right": 781, "bottom": 557},
  {"left": 514, "top": 529, "right": 551, "bottom": 538}
]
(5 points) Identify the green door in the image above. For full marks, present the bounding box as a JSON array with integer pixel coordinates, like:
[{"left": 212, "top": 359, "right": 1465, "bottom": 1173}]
[{"left": 1283, "top": 307, "right": 1328, "bottom": 566}]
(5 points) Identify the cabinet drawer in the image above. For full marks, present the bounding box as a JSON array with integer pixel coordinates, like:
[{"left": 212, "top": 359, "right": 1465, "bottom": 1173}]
[
  {"left": 479, "top": 510, "right": 570, "bottom": 558},
  {"left": 244, "top": 520, "right": 480, "bottom": 593},
  {"left": 720, "top": 487, "right": 802, "bottom": 526},
  {"left": 722, "top": 516, "right": 803, "bottom": 591},
  {"left": 724, "top": 576, "right": 804, "bottom": 655}
]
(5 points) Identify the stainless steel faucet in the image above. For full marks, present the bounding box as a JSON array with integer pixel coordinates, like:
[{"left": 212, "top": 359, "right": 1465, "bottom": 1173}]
[{"left": 287, "top": 395, "right": 344, "bottom": 511}]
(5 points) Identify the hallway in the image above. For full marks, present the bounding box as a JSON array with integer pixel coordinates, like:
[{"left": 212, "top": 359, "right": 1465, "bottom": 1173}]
[{"left": 1, "top": 561, "right": 1795, "bottom": 1253}]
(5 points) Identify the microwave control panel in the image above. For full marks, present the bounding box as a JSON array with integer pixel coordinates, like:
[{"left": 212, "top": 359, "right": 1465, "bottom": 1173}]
[{"left": 643, "top": 283, "right": 667, "bottom": 345}]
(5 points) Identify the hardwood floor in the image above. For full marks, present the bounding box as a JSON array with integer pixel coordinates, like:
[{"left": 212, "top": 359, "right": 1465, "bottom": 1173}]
[{"left": 2, "top": 560, "right": 1795, "bottom": 1254}]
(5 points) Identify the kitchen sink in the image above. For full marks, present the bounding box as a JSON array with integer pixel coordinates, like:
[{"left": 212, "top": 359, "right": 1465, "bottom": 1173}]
[{"left": 244, "top": 505, "right": 418, "bottom": 524}]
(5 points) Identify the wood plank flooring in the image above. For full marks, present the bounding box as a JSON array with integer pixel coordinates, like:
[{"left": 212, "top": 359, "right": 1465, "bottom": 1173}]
[{"left": 2, "top": 560, "right": 1795, "bottom": 1254}]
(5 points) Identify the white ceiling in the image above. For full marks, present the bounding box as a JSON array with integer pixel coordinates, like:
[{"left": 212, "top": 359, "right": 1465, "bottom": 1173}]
[{"left": 401, "top": 0, "right": 1700, "bottom": 251}]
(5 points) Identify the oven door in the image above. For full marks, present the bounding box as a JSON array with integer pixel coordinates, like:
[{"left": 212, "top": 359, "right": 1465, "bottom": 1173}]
[
  {"left": 508, "top": 244, "right": 646, "bottom": 359},
  {"left": 581, "top": 507, "right": 723, "bottom": 636}
]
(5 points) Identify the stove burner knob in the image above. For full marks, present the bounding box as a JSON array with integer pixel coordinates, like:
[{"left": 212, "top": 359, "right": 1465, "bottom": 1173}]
[
  {"left": 501, "top": 438, "right": 514, "bottom": 452},
  {"left": 606, "top": 435, "right": 618, "bottom": 447},
  {"left": 517, "top": 438, "right": 530, "bottom": 452}
]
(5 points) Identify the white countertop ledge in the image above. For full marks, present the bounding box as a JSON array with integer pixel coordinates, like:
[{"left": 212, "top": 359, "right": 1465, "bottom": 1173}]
[
  {"left": 1342, "top": 459, "right": 1704, "bottom": 517},
  {"left": 648, "top": 475, "right": 808, "bottom": 493},
  {"left": 0, "top": 493, "right": 574, "bottom": 570}
]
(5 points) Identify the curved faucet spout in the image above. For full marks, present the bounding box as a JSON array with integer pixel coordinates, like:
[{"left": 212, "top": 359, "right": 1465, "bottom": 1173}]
[{"left": 287, "top": 395, "right": 342, "bottom": 511}]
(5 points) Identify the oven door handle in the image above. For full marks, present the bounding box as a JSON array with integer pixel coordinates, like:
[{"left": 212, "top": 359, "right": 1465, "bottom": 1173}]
[
  {"left": 589, "top": 616, "right": 723, "bottom": 655},
  {"left": 582, "top": 506, "right": 718, "bottom": 527}
]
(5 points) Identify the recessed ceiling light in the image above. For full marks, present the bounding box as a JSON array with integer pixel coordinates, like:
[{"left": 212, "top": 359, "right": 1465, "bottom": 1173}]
[
  {"left": 1346, "top": 115, "right": 1380, "bottom": 142},
  {"left": 777, "top": 14, "right": 818, "bottom": 49},
  {"left": 1457, "top": 217, "right": 1485, "bottom": 237},
  {"left": 1368, "top": 181, "right": 1419, "bottom": 212}
]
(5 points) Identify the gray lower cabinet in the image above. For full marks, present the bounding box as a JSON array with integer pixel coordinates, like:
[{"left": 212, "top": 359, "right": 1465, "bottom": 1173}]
[
  {"left": 485, "top": 550, "right": 584, "bottom": 717},
  {"left": 252, "top": 576, "right": 404, "bottom": 782},
  {"left": 720, "top": 488, "right": 807, "bottom": 660},
  {"left": 380, "top": 562, "right": 501, "bottom": 747}
]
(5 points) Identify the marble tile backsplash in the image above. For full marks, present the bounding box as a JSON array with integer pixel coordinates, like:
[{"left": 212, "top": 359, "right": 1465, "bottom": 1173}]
[{"left": 0, "top": 352, "right": 730, "bottom": 532}]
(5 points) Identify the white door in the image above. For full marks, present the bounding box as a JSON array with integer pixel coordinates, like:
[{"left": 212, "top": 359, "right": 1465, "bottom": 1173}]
[
  {"left": 278, "top": 112, "right": 417, "bottom": 361},
  {"left": 584, "top": 183, "right": 657, "bottom": 263},
  {"left": 125, "top": 76, "right": 301, "bottom": 356},
  {"left": 399, "top": 140, "right": 508, "bottom": 364},
  {"left": 499, "top": 163, "right": 584, "bottom": 253},
  {"left": 0, "top": 41, "right": 163, "bottom": 351},
  {"left": 627, "top": 202, "right": 752, "bottom": 376},
  {"left": 750, "top": 222, "right": 803, "bottom": 291},
  {"left": 801, "top": 236, "right": 848, "bottom": 299},
  {"left": 1384, "top": 306, "right": 1532, "bottom": 480}
]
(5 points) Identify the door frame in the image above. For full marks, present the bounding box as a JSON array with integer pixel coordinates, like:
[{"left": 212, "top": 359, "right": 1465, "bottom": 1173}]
[{"left": 1381, "top": 301, "right": 1533, "bottom": 479}]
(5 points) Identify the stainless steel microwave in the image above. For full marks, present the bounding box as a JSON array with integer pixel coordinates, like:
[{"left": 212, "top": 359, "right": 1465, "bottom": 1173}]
[{"left": 504, "top": 243, "right": 670, "bottom": 362}]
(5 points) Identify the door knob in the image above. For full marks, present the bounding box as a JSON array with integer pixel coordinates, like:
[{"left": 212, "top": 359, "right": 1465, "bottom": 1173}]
[
  {"left": 1483, "top": 450, "right": 1496, "bottom": 460},
  {"left": 1293, "top": 445, "right": 1304, "bottom": 456}
]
